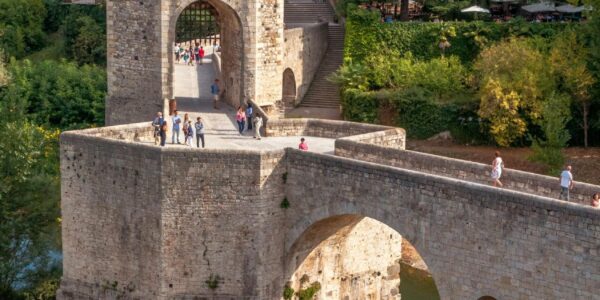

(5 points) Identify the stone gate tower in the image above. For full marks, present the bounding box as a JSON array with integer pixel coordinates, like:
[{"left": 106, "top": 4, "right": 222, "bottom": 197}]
[{"left": 105, "top": 0, "right": 286, "bottom": 125}]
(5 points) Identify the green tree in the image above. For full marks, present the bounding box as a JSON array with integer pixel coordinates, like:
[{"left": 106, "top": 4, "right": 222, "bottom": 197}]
[
  {"left": 551, "top": 29, "right": 596, "bottom": 148},
  {"left": 71, "top": 16, "right": 106, "bottom": 65},
  {"left": 529, "top": 93, "right": 571, "bottom": 175},
  {"left": 473, "top": 39, "right": 554, "bottom": 146},
  {"left": 1, "top": 59, "right": 106, "bottom": 129},
  {"left": 0, "top": 0, "right": 47, "bottom": 58}
]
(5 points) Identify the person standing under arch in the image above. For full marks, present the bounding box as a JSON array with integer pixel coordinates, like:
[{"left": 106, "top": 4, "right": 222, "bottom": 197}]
[
  {"left": 211, "top": 79, "right": 221, "bottom": 109},
  {"left": 198, "top": 46, "right": 205, "bottom": 65}
]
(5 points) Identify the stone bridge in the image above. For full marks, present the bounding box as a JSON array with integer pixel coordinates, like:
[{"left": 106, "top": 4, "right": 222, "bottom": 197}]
[{"left": 57, "top": 118, "right": 600, "bottom": 300}]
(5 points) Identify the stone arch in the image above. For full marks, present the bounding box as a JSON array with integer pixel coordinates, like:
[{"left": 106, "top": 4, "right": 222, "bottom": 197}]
[
  {"left": 285, "top": 213, "right": 441, "bottom": 300},
  {"left": 282, "top": 68, "right": 297, "bottom": 113},
  {"left": 166, "top": 0, "right": 244, "bottom": 108}
]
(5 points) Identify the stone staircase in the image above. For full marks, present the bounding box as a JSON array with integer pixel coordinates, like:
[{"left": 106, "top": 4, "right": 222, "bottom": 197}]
[
  {"left": 284, "top": 1, "right": 336, "bottom": 24},
  {"left": 284, "top": 0, "right": 344, "bottom": 111},
  {"left": 298, "top": 24, "right": 344, "bottom": 109}
]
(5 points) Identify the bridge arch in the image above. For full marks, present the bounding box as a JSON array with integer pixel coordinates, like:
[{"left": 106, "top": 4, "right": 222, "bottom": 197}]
[
  {"left": 285, "top": 214, "right": 441, "bottom": 299},
  {"left": 167, "top": 0, "right": 245, "bottom": 107}
]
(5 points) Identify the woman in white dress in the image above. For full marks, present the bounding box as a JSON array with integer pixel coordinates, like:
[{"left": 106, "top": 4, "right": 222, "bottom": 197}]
[{"left": 491, "top": 151, "right": 504, "bottom": 187}]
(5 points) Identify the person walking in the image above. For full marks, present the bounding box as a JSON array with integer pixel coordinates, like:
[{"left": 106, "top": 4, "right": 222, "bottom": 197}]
[
  {"left": 194, "top": 44, "right": 200, "bottom": 63},
  {"left": 185, "top": 120, "right": 194, "bottom": 147},
  {"left": 246, "top": 103, "right": 253, "bottom": 131},
  {"left": 182, "top": 50, "right": 189, "bottom": 65},
  {"left": 211, "top": 79, "right": 221, "bottom": 109},
  {"left": 199, "top": 46, "right": 205, "bottom": 65},
  {"left": 253, "top": 114, "right": 263, "bottom": 140},
  {"left": 152, "top": 112, "right": 164, "bottom": 145},
  {"left": 188, "top": 46, "right": 195, "bottom": 66},
  {"left": 236, "top": 106, "right": 246, "bottom": 135},
  {"left": 490, "top": 151, "right": 504, "bottom": 187},
  {"left": 195, "top": 117, "right": 205, "bottom": 148},
  {"left": 559, "top": 165, "right": 574, "bottom": 201},
  {"left": 174, "top": 43, "right": 180, "bottom": 63},
  {"left": 171, "top": 110, "right": 182, "bottom": 144},
  {"left": 159, "top": 121, "right": 168, "bottom": 147},
  {"left": 299, "top": 138, "right": 308, "bottom": 151}
]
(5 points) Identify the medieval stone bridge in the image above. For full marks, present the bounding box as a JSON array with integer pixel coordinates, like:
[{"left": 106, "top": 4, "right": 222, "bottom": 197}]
[
  {"left": 58, "top": 117, "right": 600, "bottom": 300},
  {"left": 58, "top": 0, "right": 600, "bottom": 299}
]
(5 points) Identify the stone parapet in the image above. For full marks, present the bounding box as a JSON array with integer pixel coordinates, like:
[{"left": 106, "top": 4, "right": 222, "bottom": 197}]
[
  {"left": 266, "top": 118, "right": 398, "bottom": 139},
  {"left": 335, "top": 142, "right": 600, "bottom": 205}
]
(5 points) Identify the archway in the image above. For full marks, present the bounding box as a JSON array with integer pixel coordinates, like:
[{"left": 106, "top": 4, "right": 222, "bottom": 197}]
[
  {"left": 284, "top": 215, "right": 440, "bottom": 300},
  {"left": 169, "top": 0, "right": 244, "bottom": 112},
  {"left": 282, "top": 68, "right": 296, "bottom": 115}
]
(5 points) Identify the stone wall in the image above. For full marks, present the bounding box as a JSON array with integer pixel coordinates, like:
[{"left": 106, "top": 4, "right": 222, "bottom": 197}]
[
  {"left": 335, "top": 141, "right": 600, "bottom": 205},
  {"left": 283, "top": 23, "right": 329, "bottom": 105},
  {"left": 284, "top": 149, "right": 600, "bottom": 300},
  {"left": 266, "top": 118, "right": 399, "bottom": 139},
  {"left": 58, "top": 132, "right": 163, "bottom": 299}
]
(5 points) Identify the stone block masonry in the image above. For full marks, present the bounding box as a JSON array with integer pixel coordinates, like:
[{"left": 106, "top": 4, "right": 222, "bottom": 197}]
[{"left": 59, "top": 119, "right": 600, "bottom": 299}]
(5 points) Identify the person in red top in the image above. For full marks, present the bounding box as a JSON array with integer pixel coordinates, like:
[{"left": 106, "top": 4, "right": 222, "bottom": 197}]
[
  {"left": 198, "top": 46, "right": 205, "bottom": 65},
  {"left": 299, "top": 138, "right": 308, "bottom": 151}
]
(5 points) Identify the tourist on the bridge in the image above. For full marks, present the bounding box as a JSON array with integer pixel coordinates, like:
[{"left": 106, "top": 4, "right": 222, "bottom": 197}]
[
  {"left": 194, "top": 44, "right": 200, "bottom": 63},
  {"left": 559, "top": 165, "right": 574, "bottom": 201},
  {"left": 185, "top": 120, "right": 194, "bottom": 147},
  {"left": 160, "top": 121, "right": 168, "bottom": 147},
  {"left": 183, "top": 113, "right": 190, "bottom": 136},
  {"left": 213, "top": 42, "right": 220, "bottom": 53},
  {"left": 211, "top": 79, "right": 221, "bottom": 109},
  {"left": 195, "top": 117, "right": 205, "bottom": 148},
  {"left": 172, "top": 110, "right": 182, "bottom": 144},
  {"left": 182, "top": 50, "right": 189, "bottom": 65},
  {"left": 236, "top": 106, "right": 246, "bottom": 135},
  {"left": 253, "top": 114, "right": 263, "bottom": 140},
  {"left": 188, "top": 46, "right": 195, "bottom": 66},
  {"left": 490, "top": 151, "right": 504, "bottom": 187},
  {"left": 152, "top": 112, "right": 164, "bottom": 145},
  {"left": 592, "top": 193, "right": 600, "bottom": 208},
  {"left": 299, "top": 138, "right": 308, "bottom": 151},
  {"left": 174, "top": 43, "right": 180, "bottom": 63},
  {"left": 199, "top": 46, "right": 205, "bottom": 65},
  {"left": 246, "top": 103, "right": 253, "bottom": 131}
]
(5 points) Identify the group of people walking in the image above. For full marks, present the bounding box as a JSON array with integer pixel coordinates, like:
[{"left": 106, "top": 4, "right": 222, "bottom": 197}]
[
  {"left": 152, "top": 110, "right": 205, "bottom": 148},
  {"left": 235, "top": 104, "right": 263, "bottom": 139},
  {"left": 174, "top": 43, "right": 205, "bottom": 66},
  {"left": 490, "top": 152, "right": 599, "bottom": 208}
]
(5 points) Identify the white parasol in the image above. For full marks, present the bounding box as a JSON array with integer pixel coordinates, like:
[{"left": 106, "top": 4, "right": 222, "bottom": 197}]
[
  {"left": 461, "top": 5, "right": 491, "bottom": 13},
  {"left": 522, "top": 2, "right": 556, "bottom": 13}
]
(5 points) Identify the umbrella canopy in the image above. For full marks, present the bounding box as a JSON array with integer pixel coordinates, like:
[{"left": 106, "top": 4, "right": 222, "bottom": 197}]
[
  {"left": 461, "top": 5, "right": 491, "bottom": 13},
  {"left": 490, "top": 0, "right": 518, "bottom": 3},
  {"left": 556, "top": 4, "right": 586, "bottom": 13},
  {"left": 522, "top": 2, "right": 555, "bottom": 13}
]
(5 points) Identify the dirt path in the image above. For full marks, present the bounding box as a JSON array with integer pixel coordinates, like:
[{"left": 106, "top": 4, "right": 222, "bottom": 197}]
[{"left": 407, "top": 140, "right": 600, "bottom": 185}]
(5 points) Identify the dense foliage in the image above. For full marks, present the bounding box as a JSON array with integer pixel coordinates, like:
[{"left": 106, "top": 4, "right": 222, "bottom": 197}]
[
  {"left": 337, "top": 7, "right": 600, "bottom": 150},
  {"left": 0, "top": 1, "right": 107, "bottom": 298}
]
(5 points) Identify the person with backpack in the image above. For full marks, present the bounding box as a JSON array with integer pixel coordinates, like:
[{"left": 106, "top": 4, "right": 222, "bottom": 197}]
[
  {"left": 182, "top": 50, "right": 189, "bottom": 65},
  {"left": 152, "top": 112, "right": 164, "bottom": 145},
  {"left": 195, "top": 117, "right": 205, "bottom": 148},
  {"left": 185, "top": 120, "right": 194, "bottom": 147}
]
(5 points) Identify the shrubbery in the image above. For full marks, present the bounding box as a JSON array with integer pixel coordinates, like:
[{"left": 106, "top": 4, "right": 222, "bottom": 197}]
[{"left": 337, "top": 6, "right": 600, "bottom": 148}]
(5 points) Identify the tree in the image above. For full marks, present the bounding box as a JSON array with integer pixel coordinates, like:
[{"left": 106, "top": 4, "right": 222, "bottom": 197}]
[
  {"left": 529, "top": 93, "right": 572, "bottom": 174},
  {"left": 0, "top": 0, "right": 47, "bottom": 58},
  {"left": 550, "top": 29, "right": 596, "bottom": 148},
  {"left": 473, "top": 39, "right": 554, "bottom": 146}
]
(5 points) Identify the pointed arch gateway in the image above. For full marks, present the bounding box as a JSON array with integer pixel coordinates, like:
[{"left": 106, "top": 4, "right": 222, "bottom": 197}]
[{"left": 168, "top": 0, "right": 245, "bottom": 108}]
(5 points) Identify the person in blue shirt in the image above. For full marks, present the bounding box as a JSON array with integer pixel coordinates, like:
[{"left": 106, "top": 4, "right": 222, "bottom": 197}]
[
  {"left": 211, "top": 79, "right": 221, "bottom": 109},
  {"left": 246, "top": 103, "right": 253, "bottom": 131},
  {"left": 171, "top": 110, "right": 182, "bottom": 144}
]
